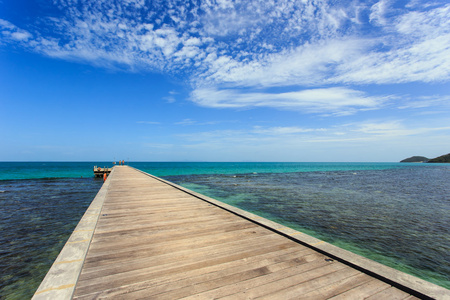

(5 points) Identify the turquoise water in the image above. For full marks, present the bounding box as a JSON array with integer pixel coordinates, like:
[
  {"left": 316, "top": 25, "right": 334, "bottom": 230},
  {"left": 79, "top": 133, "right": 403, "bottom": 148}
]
[
  {"left": 132, "top": 161, "right": 408, "bottom": 177},
  {"left": 0, "top": 161, "right": 449, "bottom": 299},
  {"left": 0, "top": 161, "right": 410, "bottom": 180},
  {"left": 0, "top": 162, "right": 111, "bottom": 180}
]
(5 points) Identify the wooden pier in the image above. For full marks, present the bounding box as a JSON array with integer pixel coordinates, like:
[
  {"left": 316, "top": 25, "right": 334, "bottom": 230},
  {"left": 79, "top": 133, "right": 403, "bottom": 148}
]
[
  {"left": 33, "top": 166, "right": 449, "bottom": 299},
  {"left": 93, "top": 166, "right": 112, "bottom": 178}
]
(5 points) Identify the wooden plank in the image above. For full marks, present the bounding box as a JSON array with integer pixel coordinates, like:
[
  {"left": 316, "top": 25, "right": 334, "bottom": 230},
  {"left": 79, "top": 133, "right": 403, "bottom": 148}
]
[
  {"left": 180, "top": 255, "right": 333, "bottom": 300},
  {"left": 257, "top": 267, "right": 361, "bottom": 299},
  {"left": 294, "top": 272, "right": 374, "bottom": 299},
  {"left": 327, "top": 279, "right": 391, "bottom": 299},
  {"left": 365, "top": 286, "right": 418, "bottom": 300},
  {"left": 217, "top": 261, "right": 348, "bottom": 300}
]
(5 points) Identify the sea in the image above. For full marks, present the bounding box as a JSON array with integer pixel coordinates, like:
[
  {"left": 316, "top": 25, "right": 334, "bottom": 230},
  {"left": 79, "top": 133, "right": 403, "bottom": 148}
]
[{"left": 0, "top": 161, "right": 449, "bottom": 299}]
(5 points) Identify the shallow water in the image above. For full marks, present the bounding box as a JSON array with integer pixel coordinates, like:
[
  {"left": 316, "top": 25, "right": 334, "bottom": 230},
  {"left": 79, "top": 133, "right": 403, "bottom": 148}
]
[{"left": 0, "top": 177, "right": 102, "bottom": 299}]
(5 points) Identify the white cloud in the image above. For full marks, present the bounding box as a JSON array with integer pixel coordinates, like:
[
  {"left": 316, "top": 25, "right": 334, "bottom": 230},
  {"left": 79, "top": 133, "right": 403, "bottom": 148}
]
[
  {"left": 253, "top": 126, "right": 327, "bottom": 135},
  {"left": 122, "top": 0, "right": 146, "bottom": 8},
  {"left": 354, "top": 121, "right": 411, "bottom": 136},
  {"left": 1, "top": 1, "right": 450, "bottom": 113},
  {"left": 144, "top": 143, "right": 174, "bottom": 149},
  {"left": 352, "top": 120, "right": 450, "bottom": 138},
  {"left": 10, "top": 31, "right": 32, "bottom": 41},
  {"left": 137, "top": 121, "right": 160, "bottom": 125},
  {"left": 178, "top": 129, "right": 248, "bottom": 143},
  {"left": 334, "top": 4, "right": 450, "bottom": 84},
  {"left": 396, "top": 3, "right": 450, "bottom": 37},
  {"left": 162, "top": 90, "right": 178, "bottom": 103},
  {"left": 196, "top": 38, "right": 370, "bottom": 87},
  {"left": 0, "top": 19, "right": 32, "bottom": 42},
  {"left": 369, "top": 0, "right": 391, "bottom": 26},
  {"left": 334, "top": 35, "right": 450, "bottom": 84},
  {"left": 191, "top": 87, "right": 388, "bottom": 114},
  {"left": 397, "top": 95, "right": 450, "bottom": 110},
  {"left": 183, "top": 120, "right": 450, "bottom": 142},
  {"left": 163, "top": 96, "right": 176, "bottom": 103},
  {"left": 195, "top": 4, "right": 450, "bottom": 87},
  {"left": 175, "top": 119, "right": 197, "bottom": 126}
]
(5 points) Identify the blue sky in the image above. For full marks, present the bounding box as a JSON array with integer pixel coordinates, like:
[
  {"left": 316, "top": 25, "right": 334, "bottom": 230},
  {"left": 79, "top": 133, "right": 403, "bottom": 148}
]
[{"left": 1, "top": 0, "right": 449, "bottom": 162}]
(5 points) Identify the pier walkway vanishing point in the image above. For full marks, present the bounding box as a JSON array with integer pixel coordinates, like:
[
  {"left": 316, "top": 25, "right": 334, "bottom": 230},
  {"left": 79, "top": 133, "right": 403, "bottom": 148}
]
[{"left": 33, "top": 166, "right": 449, "bottom": 299}]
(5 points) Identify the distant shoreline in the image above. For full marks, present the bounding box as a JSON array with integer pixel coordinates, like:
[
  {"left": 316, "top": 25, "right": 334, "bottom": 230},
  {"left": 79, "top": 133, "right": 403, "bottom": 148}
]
[{"left": 400, "top": 153, "right": 450, "bottom": 163}]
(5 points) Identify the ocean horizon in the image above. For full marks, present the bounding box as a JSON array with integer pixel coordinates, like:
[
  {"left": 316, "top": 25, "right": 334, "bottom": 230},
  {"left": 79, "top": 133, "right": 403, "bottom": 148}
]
[
  {"left": 0, "top": 161, "right": 449, "bottom": 298},
  {"left": 0, "top": 161, "right": 414, "bottom": 180}
]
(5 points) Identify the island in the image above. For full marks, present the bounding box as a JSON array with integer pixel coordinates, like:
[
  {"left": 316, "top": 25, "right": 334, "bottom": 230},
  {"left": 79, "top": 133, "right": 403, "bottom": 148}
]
[
  {"left": 400, "top": 156, "right": 429, "bottom": 163},
  {"left": 400, "top": 153, "right": 450, "bottom": 163},
  {"left": 427, "top": 153, "right": 450, "bottom": 163}
]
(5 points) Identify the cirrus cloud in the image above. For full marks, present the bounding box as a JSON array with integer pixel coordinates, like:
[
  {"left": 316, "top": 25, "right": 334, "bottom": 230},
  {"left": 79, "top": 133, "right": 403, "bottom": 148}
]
[
  {"left": 190, "top": 87, "right": 390, "bottom": 115},
  {"left": 1, "top": 0, "right": 449, "bottom": 113}
]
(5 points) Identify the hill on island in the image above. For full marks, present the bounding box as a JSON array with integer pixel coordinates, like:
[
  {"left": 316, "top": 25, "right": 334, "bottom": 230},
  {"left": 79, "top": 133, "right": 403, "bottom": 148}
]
[
  {"left": 400, "top": 153, "right": 450, "bottom": 163},
  {"left": 400, "top": 156, "right": 429, "bottom": 163},
  {"left": 427, "top": 153, "right": 450, "bottom": 163}
]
